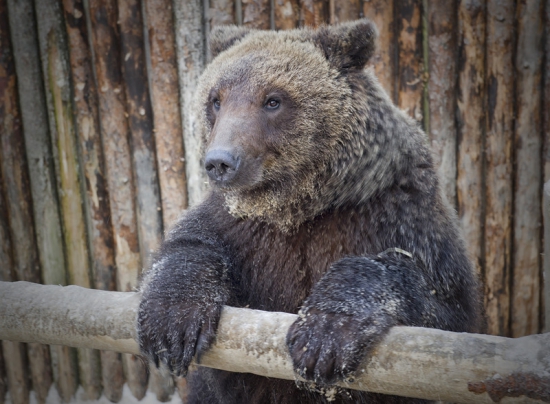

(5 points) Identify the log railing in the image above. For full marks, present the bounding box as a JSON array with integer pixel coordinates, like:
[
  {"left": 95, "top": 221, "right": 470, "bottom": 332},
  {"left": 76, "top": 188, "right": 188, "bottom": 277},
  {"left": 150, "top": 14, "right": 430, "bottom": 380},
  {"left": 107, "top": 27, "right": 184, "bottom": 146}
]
[{"left": 0, "top": 281, "right": 548, "bottom": 404}]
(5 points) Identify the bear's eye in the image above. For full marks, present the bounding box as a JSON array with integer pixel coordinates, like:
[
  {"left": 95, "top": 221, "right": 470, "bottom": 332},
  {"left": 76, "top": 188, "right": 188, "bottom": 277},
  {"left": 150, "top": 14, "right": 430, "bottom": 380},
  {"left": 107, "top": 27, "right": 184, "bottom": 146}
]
[
  {"left": 213, "top": 99, "right": 221, "bottom": 110},
  {"left": 265, "top": 99, "right": 280, "bottom": 110}
]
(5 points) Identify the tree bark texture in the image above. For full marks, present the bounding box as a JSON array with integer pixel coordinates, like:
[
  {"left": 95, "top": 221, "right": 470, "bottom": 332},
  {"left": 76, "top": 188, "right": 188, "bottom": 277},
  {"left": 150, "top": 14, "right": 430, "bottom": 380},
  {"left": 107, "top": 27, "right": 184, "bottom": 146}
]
[
  {"left": 87, "top": 0, "right": 148, "bottom": 399},
  {"left": 544, "top": 0, "right": 550, "bottom": 183},
  {"left": 396, "top": 0, "right": 424, "bottom": 123},
  {"left": 144, "top": 0, "right": 188, "bottom": 231},
  {"left": 512, "top": 0, "right": 543, "bottom": 338},
  {"left": 426, "top": 1, "right": 457, "bottom": 207},
  {"left": 456, "top": 0, "right": 486, "bottom": 282},
  {"left": 544, "top": 181, "right": 550, "bottom": 334},
  {"left": 483, "top": 0, "right": 514, "bottom": 338},
  {"left": 331, "top": 0, "right": 361, "bottom": 24},
  {"left": 362, "top": 0, "right": 395, "bottom": 100},
  {"left": 1, "top": 282, "right": 549, "bottom": 404}
]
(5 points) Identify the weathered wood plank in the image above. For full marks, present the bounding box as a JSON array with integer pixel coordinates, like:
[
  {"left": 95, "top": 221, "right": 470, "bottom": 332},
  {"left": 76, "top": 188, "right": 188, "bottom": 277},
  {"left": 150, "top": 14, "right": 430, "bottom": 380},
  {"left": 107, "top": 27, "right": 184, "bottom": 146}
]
[
  {"left": 144, "top": 0, "right": 188, "bottom": 229},
  {"left": 61, "top": 1, "right": 125, "bottom": 400},
  {"left": 3, "top": 1, "right": 56, "bottom": 401},
  {"left": 300, "top": 0, "right": 329, "bottom": 27},
  {"left": 242, "top": 0, "right": 270, "bottom": 29},
  {"left": 173, "top": 0, "right": 207, "bottom": 207},
  {"left": 512, "top": 0, "right": 544, "bottom": 337},
  {"left": 456, "top": 0, "right": 485, "bottom": 281},
  {"left": 426, "top": 1, "right": 458, "bottom": 207},
  {"left": 544, "top": 181, "right": 550, "bottom": 333},
  {"left": 274, "top": 0, "right": 299, "bottom": 30},
  {"left": 0, "top": 344, "right": 5, "bottom": 404},
  {"left": 396, "top": 0, "right": 423, "bottom": 123},
  {"left": 544, "top": 0, "right": 550, "bottom": 183},
  {"left": 483, "top": 0, "right": 515, "bottom": 337},
  {"left": 86, "top": 0, "right": 148, "bottom": 399},
  {"left": 331, "top": 0, "right": 361, "bottom": 24},
  {"left": 362, "top": 0, "right": 395, "bottom": 100},
  {"left": 46, "top": 28, "right": 103, "bottom": 400},
  {"left": 118, "top": 1, "right": 173, "bottom": 400}
]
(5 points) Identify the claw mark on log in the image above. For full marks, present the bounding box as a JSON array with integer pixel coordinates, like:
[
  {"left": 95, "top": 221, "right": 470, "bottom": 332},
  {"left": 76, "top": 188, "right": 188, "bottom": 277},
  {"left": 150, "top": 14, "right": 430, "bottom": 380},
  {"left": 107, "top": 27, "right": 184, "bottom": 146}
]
[{"left": 468, "top": 372, "right": 550, "bottom": 402}]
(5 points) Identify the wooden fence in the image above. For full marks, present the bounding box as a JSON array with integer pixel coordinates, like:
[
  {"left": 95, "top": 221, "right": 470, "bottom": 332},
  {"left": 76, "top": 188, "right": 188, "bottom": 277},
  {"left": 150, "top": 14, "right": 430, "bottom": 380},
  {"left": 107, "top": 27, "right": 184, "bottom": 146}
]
[{"left": 0, "top": 0, "right": 548, "bottom": 403}]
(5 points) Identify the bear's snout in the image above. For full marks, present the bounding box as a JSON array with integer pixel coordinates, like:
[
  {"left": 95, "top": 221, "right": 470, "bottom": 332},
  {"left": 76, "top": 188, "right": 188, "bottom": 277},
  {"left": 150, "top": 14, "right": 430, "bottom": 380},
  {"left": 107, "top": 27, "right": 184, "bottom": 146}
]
[{"left": 205, "top": 149, "right": 241, "bottom": 185}]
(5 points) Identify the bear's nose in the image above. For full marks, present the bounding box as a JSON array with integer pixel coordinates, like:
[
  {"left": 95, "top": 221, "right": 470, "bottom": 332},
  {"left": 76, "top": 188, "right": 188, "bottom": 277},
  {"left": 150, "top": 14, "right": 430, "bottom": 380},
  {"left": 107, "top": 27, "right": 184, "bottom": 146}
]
[{"left": 204, "top": 149, "right": 240, "bottom": 185}]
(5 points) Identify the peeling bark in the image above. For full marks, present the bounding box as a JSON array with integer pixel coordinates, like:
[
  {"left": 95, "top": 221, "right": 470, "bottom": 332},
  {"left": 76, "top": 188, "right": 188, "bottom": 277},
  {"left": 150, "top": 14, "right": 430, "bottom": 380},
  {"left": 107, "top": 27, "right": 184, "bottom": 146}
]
[
  {"left": 456, "top": 0, "right": 486, "bottom": 282},
  {"left": 426, "top": 1, "right": 457, "bottom": 207},
  {"left": 144, "top": 0, "right": 188, "bottom": 229},
  {"left": 87, "top": 0, "right": 148, "bottom": 399},
  {"left": 512, "top": 0, "right": 543, "bottom": 337},
  {"left": 483, "top": 0, "right": 514, "bottom": 337},
  {"left": 396, "top": 0, "right": 424, "bottom": 122},
  {"left": 363, "top": 0, "right": 395, "bottom": 100}
]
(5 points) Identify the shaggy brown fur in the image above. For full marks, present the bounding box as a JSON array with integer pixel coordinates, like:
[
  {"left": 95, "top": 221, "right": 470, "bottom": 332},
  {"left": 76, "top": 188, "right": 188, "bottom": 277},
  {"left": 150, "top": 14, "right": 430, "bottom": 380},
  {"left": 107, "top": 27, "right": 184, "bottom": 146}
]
[{"left": 138, "top": 19, "right": 483, "bottom": 404}]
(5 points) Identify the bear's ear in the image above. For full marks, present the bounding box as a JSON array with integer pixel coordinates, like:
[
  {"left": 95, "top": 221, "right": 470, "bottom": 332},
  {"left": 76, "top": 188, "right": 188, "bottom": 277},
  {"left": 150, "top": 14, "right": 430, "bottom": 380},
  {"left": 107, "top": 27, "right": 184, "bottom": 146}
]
[
  {"left": 313, "top": 19, "right": 378, "bottom": 71},
  {"left": 209, "top": 25, "right": 252, "bottom": 58}
]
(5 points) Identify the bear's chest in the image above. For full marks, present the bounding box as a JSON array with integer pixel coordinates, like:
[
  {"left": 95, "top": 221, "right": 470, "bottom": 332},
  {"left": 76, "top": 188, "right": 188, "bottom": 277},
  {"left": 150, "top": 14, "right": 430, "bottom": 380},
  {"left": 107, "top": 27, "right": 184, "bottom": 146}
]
[{"left": 226, "top": 207, "right": 382, "bottom": 312}]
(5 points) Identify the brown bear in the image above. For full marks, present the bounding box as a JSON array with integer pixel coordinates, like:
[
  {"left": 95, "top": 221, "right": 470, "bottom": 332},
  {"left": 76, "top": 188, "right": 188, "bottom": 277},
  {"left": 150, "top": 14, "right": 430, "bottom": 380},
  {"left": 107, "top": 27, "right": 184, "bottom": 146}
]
[{"left": 137, "top": 19, "right": 483, "bottom": 403}]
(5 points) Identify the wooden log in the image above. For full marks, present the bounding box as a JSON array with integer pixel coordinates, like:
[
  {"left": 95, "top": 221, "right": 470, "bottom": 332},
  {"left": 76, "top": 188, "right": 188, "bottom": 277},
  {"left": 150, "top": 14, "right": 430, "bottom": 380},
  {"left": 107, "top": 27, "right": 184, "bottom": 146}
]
[
  {"left": 274, "top": 0, "right": 299, "bottom": 30},
  {"left": 118, "top": 1, "right": 173, "bottom": 400},
  {"left": 0, "top": 132, "right": 30, "bottom": 404},
  {"left": 242, "top": 0, "right": 270, "bottom": 29},
  {"left": 544, "top": 181, "right": 550, "bottom": 333},
  {"left": 61, "top": 1, "right": 125, "bottom": 401},
  {"left": 173, "top": 0, "right": 208, "bottom": 207},
  {"left": 300, "top": 0, "right": 329, "bottom": 27},
  {"left": 86, "top": 0, "right": 148, "bottom": 399},
  {"left": 331, "top": 0, "right": 361, "bottom": 24},
  {"left": 483, "top": 0, "right": 514, "bottom": 337},
  {"left": 456, "top": 0, "right": 486, "bottom": 280},
  {"left": 362, "top": 0, "right": 395, "bottom": 100},
  {"left": 46, "top": 28, "right": 104, "bottom": 400},
  {"left": 1, "top": 281, "right": 549, "bottom": 404},
  {"left": 143, "top": 0, "right": 188, "bottom": 239},
  {"left": 0, "top": 344, "right": 6, "bottom": 404},
  {"left": 426, "top": 1, "right": 457, "bottom": 207},
  {"left": 512, "top": 0, "right": 544, "bottom": 337},
  {"left": 544, "top": 0, "right": 550, "bottom": 183},
  {"left": 3, "top": 2, "right": 56, "bottom": 401},
  {"left": 396, "top": 0, "right": 424, "bottom": 123}
]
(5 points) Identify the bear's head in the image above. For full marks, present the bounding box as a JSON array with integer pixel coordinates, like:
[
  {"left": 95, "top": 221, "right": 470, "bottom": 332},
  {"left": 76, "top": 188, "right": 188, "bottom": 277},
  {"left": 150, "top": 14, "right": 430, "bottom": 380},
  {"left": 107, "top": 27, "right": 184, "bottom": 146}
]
[{"left": 196, "top": 20, "right": 401, "bottom": 230}]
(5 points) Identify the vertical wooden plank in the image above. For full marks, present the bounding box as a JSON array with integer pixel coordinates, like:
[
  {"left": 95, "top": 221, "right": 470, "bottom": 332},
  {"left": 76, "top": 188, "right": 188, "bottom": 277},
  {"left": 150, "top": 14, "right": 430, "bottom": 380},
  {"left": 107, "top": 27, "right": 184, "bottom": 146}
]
[
  {"left": 209, "top": 0, "right": 236, "bottom": 26},
  {"left": 118, "top": 1, "right": 174, "bottom": 401},
  {"left": 86, "top": 0, "right": 148, "bottom": 399},
  {"left": 242, "top": 0, "right": 270, "bottom": 29},
  {"left": 173, "top": 0, "right": 207, "bottom": 206},
  {"left": 396, "top": 0, "right": 424, "bottom": 122},
  {"left": 274, "top": 0, "right": 299, "bottom": 30},
  {"left": 544, "top": 0, "right": 550, "bottom": 183},
  {"left": 62, "top": 0, "right": 125, "bottom": 400},
  {"left": 300, "top": 0, "right": 329, "bottom": 27},
  {"left": 3, "top": 1, "right": 55, "bottom": 401},
  {"left": 144, "top": 0, "right": 188, "bottom": 229},
  {"left": 0, "top": 144, "right": 30, "bottom": 404},
  {"left": 512, "top": 0, "right": 544, "bottom": 337},
  {"left": 456, "top": 0, "right": 485, "bottom": 281},
  {"left": 544, "top": 181, "right": 550, "bottom": 333},
  {"left": 484, "top": 0, "right": 514, "bottom": 337},
  {"left": 426, "top": 0, "right": 458, "bottom": 206},
  {"left": 47, "top": 29, "right": 104, "bottom": 400},
  {"left": 363, "top": 0, "right": 395, "bottom": 99},
  {"left": 332, "top": 0, "right": 361, "bottom": 24},
  {"left": 0, "top": 345, "right": 6, "bottom": 404}
]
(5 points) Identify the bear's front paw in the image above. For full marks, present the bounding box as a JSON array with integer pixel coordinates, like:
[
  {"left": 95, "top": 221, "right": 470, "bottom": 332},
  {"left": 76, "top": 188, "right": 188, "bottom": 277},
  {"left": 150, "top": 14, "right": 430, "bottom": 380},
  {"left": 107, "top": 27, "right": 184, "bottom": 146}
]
[
  {"left": 137, "top": 299, "right": 222, "bottom": 376},
  {"left": 286, "top": 307, "right": 392, "bottom": 385}
]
